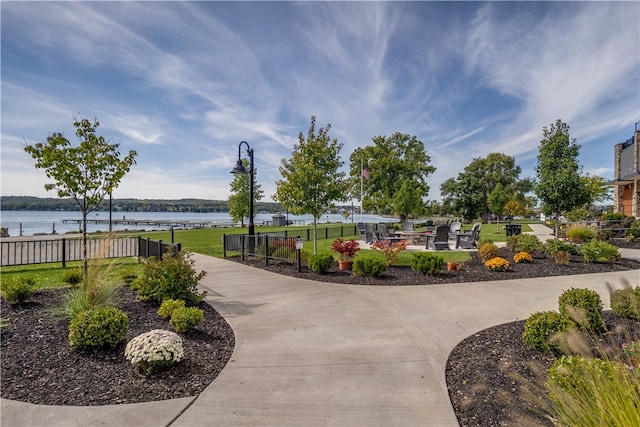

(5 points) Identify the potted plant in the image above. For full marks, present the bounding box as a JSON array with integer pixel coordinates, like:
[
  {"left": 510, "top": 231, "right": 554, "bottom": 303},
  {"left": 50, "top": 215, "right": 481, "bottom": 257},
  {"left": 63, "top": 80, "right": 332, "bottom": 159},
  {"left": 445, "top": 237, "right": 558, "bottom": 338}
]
[{"left": 331, "top": 238, "right": 360, "bottom": 270}]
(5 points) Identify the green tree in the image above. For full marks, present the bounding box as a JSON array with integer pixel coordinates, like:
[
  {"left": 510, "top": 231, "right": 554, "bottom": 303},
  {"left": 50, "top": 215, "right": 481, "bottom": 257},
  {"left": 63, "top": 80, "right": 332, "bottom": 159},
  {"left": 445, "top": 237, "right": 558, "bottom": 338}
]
[
  {"left": 534, "top": 119, "right": 590, "bottom": 237},
  {"left": 440, "top": 153, "right": 527, "bottom": 222},
  {"left": 503, "top": 200, "right": 527, "bottom": 217},
  {"left": 582, "top": 174, "right": 612, "bottom": 208},
  {"left": 24, "top": 117, "right": 137, "bottom": 274},
  {"left": 274, "top": 116, "right": 348, "bottom": 253},
  {"left": 350, "top": 133, "right": 435, "bottom": 222},
  {"left": 228, "top": 158, "right": 264, "bottom": 227},
  {"left": 488, "top": 183, "right": 510, "bottom": 231}
]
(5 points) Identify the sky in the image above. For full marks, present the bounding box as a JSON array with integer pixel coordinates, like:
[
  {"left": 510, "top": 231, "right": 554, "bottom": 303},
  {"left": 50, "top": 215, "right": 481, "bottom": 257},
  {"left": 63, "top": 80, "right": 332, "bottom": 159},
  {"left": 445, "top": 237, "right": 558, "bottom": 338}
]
[{"left": 1, "top": 1, "right": 639, "bottom": 204}]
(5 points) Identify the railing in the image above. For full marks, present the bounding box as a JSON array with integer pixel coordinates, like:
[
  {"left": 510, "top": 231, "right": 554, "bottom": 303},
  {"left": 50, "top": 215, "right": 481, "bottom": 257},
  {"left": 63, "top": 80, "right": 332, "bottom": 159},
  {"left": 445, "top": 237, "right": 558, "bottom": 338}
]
[
  {"left": 0, "top": 236, "right": 180, "bottom": 267},
  {"left": 1, "top": 237, "right": 138, "bottom": 267}
]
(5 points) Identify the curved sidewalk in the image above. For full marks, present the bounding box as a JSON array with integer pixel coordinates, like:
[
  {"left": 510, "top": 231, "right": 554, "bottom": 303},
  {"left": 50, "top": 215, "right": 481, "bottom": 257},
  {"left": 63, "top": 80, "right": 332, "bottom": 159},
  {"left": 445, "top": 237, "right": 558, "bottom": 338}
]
[{"left": 2, "top": 240, "right": 639, "bottom": 427}]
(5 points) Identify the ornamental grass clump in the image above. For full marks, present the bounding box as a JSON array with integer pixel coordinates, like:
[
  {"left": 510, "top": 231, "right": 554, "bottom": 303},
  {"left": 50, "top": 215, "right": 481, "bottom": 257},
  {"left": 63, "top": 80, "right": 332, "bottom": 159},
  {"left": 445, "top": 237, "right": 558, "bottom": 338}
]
[
  {"left": 485, "top": 257, "right": 510, "bottom": 271},
  {"left": 565, "top": 225, "right": 597, "bottom": 244},
  {"left": 125, "top": 329, "right": 184, "bottom": 375},
  {"left": 513, "top": 252, "right": 533, "bottom": 264}
]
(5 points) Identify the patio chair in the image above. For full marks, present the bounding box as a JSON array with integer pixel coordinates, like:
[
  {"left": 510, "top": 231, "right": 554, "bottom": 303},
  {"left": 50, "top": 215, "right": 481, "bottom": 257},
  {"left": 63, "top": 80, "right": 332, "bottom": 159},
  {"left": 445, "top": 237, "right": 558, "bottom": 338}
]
[
  {"left": 448, "top": 221, "right": 462, "bottom": 240},
  {"left": 378, "top": 223, "right": 405, "bottom": 243},
  {"left": 426, "top": 224, "right": 451, "bottom": 250},
  {"left": 357, "top": 222, "right": 367, "bottom": 239},
  {"left": 425, "top": 219, "right": 435, "bottom": 232},
  {"left": 456, "top": 222, "right": 482, "bottom": 249},
  {"left": 365, "top": 224, "right": 378, "bottom": 243},
  {"left": 402, "top": 221, "right": 414, "bottom": 232}
]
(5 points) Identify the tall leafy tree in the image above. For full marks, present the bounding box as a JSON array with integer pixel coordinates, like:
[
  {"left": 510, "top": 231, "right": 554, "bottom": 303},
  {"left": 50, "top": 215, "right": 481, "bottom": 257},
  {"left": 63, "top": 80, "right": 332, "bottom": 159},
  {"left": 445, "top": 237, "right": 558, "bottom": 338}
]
[
  {"left": 488, "top": 182, "right": 510, "bottom": 230},
  {"left": 440, "top": 153, "right": 526, "bottom": 222},
  {"left": 274, "top": 116, "right": 348, "bottom": 253},
  {"left": 534, "top": 119, "right": 590, "bottom": 237},
  {"left": 24, "top": 117, "right": 137, "bottom": 273},
  {"left": 350, "top": 133, "right": 435, "bottom": 222},
  {"left": 228, "top": 158, "right": 264, "bottom": 227}
]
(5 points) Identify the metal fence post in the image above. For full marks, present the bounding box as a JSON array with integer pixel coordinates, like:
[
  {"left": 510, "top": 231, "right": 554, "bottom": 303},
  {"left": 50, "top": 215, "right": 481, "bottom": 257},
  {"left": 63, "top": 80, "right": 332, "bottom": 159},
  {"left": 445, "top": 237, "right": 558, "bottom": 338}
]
[
  {"left": 61, "top": 238, "right": 66, "bottom": 268},
  {"left": 265, "top": 235, "right": 269, "bottom": 266}
]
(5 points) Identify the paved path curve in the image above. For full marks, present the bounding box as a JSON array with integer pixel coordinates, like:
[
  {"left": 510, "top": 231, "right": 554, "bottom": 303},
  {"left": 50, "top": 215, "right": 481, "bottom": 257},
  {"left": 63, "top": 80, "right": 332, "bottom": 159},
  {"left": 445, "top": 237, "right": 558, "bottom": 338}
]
[{"left": 2, "top": 234, "right": 639, "bottom": 426}]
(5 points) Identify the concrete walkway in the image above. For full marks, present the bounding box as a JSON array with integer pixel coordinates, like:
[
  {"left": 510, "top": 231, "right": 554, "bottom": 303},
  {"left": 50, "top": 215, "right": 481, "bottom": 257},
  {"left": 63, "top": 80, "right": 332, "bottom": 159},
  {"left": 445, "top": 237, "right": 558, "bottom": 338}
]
[{"left": 2, "top": 224, "right": 639, "bottom": 427}]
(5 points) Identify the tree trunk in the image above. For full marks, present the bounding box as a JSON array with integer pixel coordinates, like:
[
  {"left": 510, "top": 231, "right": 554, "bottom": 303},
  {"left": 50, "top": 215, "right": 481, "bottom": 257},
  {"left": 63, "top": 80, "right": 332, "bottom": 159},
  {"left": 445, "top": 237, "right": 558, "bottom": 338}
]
[
  {"left": 312, "top": 219, "right": 318, "bottom": 254},
  {"left": 82, "top": 211, "right": 88, "bottom": 278}
]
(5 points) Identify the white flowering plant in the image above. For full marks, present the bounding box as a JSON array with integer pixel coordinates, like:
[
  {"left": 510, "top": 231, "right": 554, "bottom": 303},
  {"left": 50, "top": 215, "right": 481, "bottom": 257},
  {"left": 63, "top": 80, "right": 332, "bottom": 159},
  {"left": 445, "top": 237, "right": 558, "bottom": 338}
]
[{"left": 124, "top": 329, "right": 184, "bottom": 375}]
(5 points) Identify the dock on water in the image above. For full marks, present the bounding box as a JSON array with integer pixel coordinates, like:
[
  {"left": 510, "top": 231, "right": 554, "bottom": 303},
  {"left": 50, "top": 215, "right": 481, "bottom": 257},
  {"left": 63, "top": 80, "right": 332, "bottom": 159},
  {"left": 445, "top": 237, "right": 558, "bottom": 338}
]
[{"left": 61, "top": 218, "right": 238, "bottom": 229}]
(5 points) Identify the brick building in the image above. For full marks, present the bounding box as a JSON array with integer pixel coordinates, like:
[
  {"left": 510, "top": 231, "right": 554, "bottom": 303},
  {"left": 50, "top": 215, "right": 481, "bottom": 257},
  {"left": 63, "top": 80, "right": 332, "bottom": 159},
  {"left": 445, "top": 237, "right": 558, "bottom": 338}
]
[{"left": 611, "top": 122, "right": 640, "bottom": 217}]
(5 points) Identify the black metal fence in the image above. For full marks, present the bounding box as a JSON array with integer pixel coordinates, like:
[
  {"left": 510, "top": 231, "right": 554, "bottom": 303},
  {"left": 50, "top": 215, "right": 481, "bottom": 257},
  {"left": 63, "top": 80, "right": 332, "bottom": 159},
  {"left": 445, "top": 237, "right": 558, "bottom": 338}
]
[
  {"left": 222, "top": 233, "right": 302, "bottom": 272},
  {"left": 1, "top": 236, "right": 180, "bottom": 267}
]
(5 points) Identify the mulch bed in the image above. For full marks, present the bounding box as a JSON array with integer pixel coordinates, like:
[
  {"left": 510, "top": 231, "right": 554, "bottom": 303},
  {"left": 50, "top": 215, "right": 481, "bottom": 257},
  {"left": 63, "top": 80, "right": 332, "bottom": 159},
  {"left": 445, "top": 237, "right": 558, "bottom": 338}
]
[
  {"left": 0, "top": 286, "right": 235, "bottom": 406},
  {"left": 1, "top": 238, "right": 638, "bottom": 426}
]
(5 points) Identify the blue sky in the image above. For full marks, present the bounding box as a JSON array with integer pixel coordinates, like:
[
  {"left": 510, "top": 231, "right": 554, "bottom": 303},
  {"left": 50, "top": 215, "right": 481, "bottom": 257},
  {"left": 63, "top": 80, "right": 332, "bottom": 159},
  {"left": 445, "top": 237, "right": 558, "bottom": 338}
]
[{"left": 1, "top": 1, "right": 638, "bottom": 203}]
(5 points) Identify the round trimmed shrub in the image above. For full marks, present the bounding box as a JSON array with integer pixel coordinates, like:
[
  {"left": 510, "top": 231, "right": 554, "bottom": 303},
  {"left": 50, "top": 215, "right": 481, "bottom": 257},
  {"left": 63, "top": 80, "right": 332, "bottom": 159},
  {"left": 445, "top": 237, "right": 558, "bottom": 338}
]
[
  {"left": 610, "top": 286, "right": 640, "bottom": 321},
  {"left": 158, "top": 298, "right": 186, "bottom": 319},
  {"left": 169, "top": 306, "right": 204, "bottom": 333},
  {"left": 522, "top": 310, "right": 570, "bottom": 353},
  {"left": 558, "top": 288, "right": 604, "bottom": 331},
  {"left": 352, "top": 253, "right": 387, "bottom": 278},
  {"left": 1, "top": 277, "right": 35, "bottom": 304},
  {"left": 411, "top": 253, "right": 444, "bottom": 276},
  {"left": 68, "top": 306, "right": 129, "bottom": 350},
  {"left": 308, "top": 253, "right": 334, "bottom": 274},
  {"left": 61, "top": 269, "right": 83, "bottom": 286},
  {"left": 478, "top": 242, "right": 499, "bottom": 262}
]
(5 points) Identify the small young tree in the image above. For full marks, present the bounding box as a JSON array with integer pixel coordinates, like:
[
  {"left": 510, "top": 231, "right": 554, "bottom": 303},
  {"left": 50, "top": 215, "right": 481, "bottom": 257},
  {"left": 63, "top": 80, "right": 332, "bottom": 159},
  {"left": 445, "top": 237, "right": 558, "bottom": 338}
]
[
  {"left": 228, "top": 158, "right": 264, "bottom": 227},
  {"left": 488, "top": 183, "right": 510, "bottom": 231},
  {"left": 535, "top": 119, "right": 590, "bottom": 237},
  {"left": 274, "top": 116, "right": 348, "bottom": 254},
  {"left": 24, "top": 117, "right": 137, "bottom": 274}
]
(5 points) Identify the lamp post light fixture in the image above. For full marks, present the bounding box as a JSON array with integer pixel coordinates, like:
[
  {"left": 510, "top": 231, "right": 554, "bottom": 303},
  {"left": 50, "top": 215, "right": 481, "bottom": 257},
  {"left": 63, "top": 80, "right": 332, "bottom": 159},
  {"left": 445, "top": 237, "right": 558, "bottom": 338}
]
[{"left": 230, "top": 141, "right": 255, "bottom": 237}]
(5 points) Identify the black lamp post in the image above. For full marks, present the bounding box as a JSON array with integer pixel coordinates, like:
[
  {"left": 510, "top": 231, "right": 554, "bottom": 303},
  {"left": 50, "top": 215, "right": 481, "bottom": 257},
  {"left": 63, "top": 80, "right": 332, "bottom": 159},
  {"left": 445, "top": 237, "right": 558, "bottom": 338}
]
[{"left": 230, "top": 141, "right": 255, "bottom": 237}]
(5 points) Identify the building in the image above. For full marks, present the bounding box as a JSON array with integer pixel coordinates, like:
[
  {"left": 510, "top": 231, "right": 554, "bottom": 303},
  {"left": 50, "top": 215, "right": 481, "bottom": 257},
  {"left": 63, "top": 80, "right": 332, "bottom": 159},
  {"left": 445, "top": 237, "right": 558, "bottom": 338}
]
[{"left": 611, "top": 122, "right": 640, "bottom": 217}]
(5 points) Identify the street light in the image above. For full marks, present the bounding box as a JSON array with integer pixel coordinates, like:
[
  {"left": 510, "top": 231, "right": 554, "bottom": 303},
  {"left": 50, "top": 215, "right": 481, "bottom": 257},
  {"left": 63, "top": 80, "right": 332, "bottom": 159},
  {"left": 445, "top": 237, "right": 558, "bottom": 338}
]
[{"left": 230, "top": 141, "right": 255, "bottom": 237}]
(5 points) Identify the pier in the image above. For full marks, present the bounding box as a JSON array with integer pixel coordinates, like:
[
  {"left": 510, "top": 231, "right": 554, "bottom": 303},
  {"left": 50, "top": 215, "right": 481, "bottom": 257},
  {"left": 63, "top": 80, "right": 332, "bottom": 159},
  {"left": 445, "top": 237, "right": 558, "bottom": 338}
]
[{"left": 61, "top": 218, "right": 238, "bottom": 229}]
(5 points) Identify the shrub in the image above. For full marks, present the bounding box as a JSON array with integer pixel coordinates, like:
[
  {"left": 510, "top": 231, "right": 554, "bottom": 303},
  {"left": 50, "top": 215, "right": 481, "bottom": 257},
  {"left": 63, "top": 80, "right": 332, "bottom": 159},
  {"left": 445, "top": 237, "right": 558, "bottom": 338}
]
[
  {"left": 1, "top": 277, "right": 35, "bottom": 304},
  {"left": 522, "top": 310, "right": 570, "bottom": 353},
  {"left": 135, "top": 251, "right": 207, "bottom": 306},
  {"left": 543, "top": 239, "right": 579, "bottom": 256},
  {"left": 565, "top": 225, "right": 596, "bottom": 243},
  {"left": 169, "top": 306, "right": 204, "bottom": 333},
  {"left": 68, "top": 306, "right": 129, "bottom": 350},
  {"left": 610, "top": 286, "right": 640, "bottom": 321},
  {"left": 579, "top": 239, "right": 620, "bottom": 263},
  {"left": 61, "top": 269, "right": 83, "bottom": 286},
  {"left": 477, "top": 238, "right": 494, "bottom": 248},
  {"left": 558, "top": 288, "right": 604, "bottom": 332},
  {"left": 506, "top": 234, "right": 542, "bottom": 254},
  {"left": 513, "top": 252, "right": 533, "bottom": 263},
  {"left": 478, "top": 242, "right": 499, "bottom": 262},
  {"left": 331, "top": 238, "right": 360, "bottom": 261},
  {"left": 547, "top": 355, "right": 640, "bottom": 427},
  {"left": 411, "top": 253, "right": 444, "bottom": 276},
  {"left": 157, "top": 299, "right": 186, "bottom": 319},
  {"left": 554, "top": 250, "right": 571, "bottom": 266},
  {"left": 485, "top": 257, "right": 510, "bottom": 271},
  {"left": 600, "top": 212, "right": 626, "bottom": 221},
  {"left": 308, "top": 253, "right": 334, "bottom": 274},
  {"left": 352, "top": 253, "right": 387, "bottom": 278},
  {"left": 125, "top": 329, "right": 184, "bottom": 375},
  {"left": 370, "top": 239, "right": 408, "bottom": 266},
  {"left": 625, "top": 220, "right": 640, "bottom": 240}
]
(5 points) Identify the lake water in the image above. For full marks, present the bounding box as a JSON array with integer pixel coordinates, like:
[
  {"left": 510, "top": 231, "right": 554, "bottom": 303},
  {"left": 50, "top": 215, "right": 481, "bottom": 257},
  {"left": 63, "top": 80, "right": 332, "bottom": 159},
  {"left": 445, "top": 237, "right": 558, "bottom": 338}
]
[{"left": 0, "top": 210, "right": 397, "bottom": 237}]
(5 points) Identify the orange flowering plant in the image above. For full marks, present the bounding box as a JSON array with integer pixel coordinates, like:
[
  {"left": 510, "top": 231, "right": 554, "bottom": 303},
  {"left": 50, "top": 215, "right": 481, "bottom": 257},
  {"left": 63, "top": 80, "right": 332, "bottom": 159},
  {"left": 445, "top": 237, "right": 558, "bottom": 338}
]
[
  {"left": 485, "top": 257, "right": 510, "bottom": 272},
  {"left": 513, "top": 252, "right": 533, "bottom": 264},
  {"left": 371, "top": 239, "right": 408, "bottom": 266}
]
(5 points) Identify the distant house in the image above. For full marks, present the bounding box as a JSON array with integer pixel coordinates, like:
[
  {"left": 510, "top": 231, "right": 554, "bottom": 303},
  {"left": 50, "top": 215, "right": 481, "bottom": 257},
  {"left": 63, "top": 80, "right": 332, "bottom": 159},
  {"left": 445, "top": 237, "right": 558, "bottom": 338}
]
[{"left": 611, "top": 122, "right": 640, "bottom": 217}]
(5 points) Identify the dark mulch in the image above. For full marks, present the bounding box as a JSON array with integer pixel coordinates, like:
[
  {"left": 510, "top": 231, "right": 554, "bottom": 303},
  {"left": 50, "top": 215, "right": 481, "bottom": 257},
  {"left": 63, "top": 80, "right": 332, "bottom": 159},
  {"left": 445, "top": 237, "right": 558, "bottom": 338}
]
[
  {"left": 0, "top": 286, "right": 235, "bottom": 406},
  {"left": 1, "top": 238, "right": 638, "bottom": 424}
]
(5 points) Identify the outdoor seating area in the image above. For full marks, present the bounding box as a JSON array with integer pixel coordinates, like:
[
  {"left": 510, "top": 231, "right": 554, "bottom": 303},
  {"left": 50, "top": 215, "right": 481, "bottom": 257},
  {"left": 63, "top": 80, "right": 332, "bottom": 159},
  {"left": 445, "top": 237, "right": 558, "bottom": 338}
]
[{"left": 426, "top": 224, "right": 451, "bottom": 250}]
